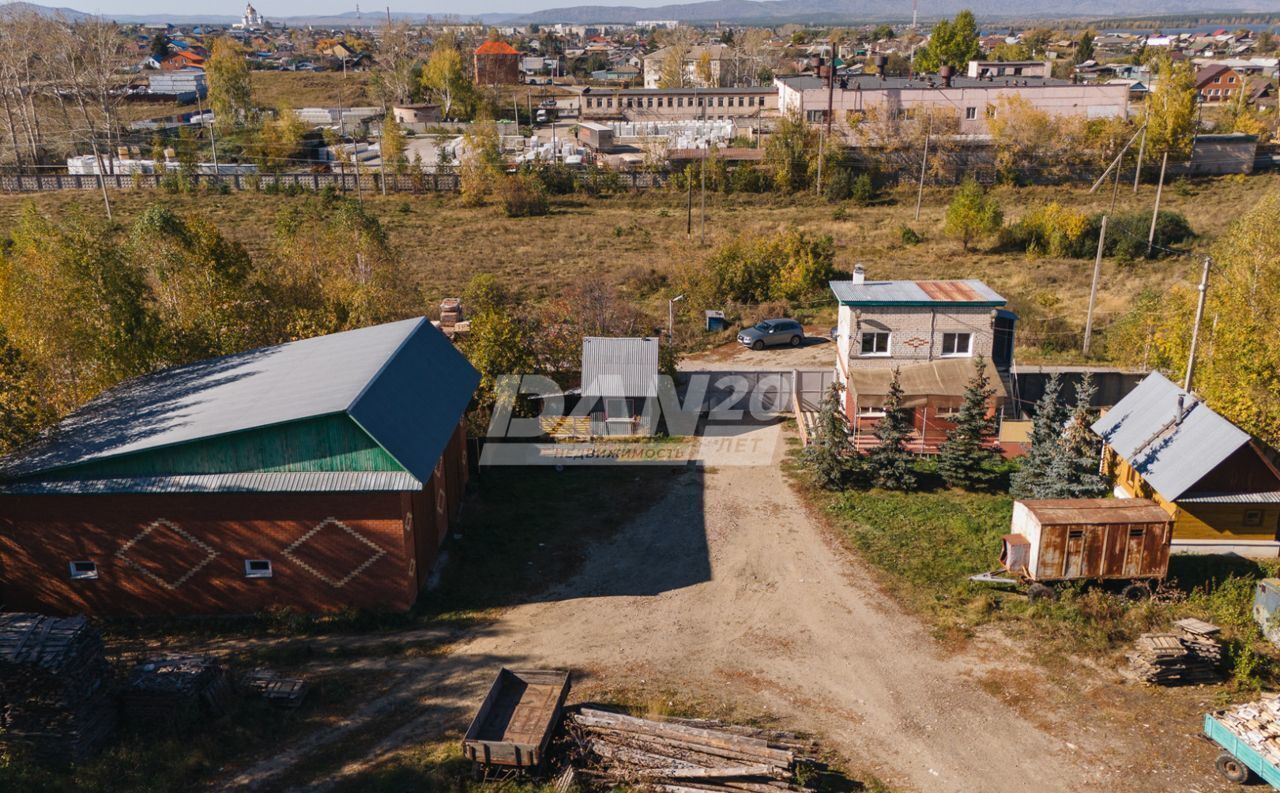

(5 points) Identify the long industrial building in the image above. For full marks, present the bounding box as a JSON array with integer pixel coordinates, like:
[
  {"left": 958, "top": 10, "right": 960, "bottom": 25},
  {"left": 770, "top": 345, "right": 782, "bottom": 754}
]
[{"left": 0, "top": 318, "right": 479, "bottom": 616}]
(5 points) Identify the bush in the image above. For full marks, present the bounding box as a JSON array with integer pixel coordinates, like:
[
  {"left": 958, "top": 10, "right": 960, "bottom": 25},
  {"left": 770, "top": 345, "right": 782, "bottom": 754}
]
[
  {"left": 1105, "top": 210, "right": 1195, "bottom": 263},
  {"left": 832, "top": 206, "right": 849, "bottom": 221},
  {"left": 898, "top": 225, "right": 922, "bottom": 245},
  {"left": 1000, "top": 202, "right": 1092, "bottom": 258},
  {"left": 526, "top": 161, "right": 576, "bottom": 195},
  {"left": 850, "top": 173, "right": 878, "bottom": 206},
  {"left": 500, "top": 174, "right": 549, "bottom": 217},
  {"left": 730, "top": 164, "right": 771, "bottom": 193},
  {"left": 688, "top": 230, "right": 836, "bottom": 305},
  {"left": 824, "top": 166, "right": 854, "bottom": 202}
]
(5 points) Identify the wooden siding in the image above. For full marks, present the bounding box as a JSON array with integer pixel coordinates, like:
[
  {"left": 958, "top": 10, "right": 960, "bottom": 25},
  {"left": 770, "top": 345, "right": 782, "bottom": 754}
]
[
  {"left": 1104, "top": 446, "right": 1280, "bottom": 541},
  {"left": 40, "top": 414, "right": 406, "bottom": 480}
]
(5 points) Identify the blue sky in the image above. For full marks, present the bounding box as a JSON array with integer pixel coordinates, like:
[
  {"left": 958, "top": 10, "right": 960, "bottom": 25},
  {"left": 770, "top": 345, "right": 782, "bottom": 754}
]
[{"left": 88, "top": 0, "right": 678, "bottom": 16}]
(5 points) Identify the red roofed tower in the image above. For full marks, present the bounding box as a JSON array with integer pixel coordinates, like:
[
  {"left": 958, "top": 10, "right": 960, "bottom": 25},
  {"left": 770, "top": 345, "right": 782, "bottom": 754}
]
[{"left": 474, "top": 39, "right": 520, "bottom": 85}]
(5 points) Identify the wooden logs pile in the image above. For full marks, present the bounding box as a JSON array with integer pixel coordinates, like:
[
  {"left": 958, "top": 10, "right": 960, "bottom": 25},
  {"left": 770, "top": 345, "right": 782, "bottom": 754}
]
[
  {"left": 1123, "top": 628, "right": 1221, "bottom": 686},
  {"left": 565, "top": 707, "right": 814, "bottom": 793},
  {"left": 1215, "top": 694, "right": 1280, "bottom": 767},
  {"left": 0, "top": 613, "right": 116, "bottom": 765},
  {"left": 121, "top": 656, "right": 230, "bottom": 730}
]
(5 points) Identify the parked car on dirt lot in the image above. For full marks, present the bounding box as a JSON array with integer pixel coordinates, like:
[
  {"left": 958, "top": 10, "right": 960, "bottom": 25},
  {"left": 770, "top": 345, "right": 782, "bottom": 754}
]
[{"left": 737, "top": 319, "right": 804, "bottom": 350}]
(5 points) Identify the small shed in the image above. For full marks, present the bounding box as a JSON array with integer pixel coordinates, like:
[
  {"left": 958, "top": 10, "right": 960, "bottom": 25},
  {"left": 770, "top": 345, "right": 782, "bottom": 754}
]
[
  {"left": 1003, "top": 498, "right": 1172, "bottom": 583},
  {"left": 581, "top": 337, "right": 660, "bottom": 436},
  {"left": 705, "top": 310, "right": 727, "bottom": 332}
]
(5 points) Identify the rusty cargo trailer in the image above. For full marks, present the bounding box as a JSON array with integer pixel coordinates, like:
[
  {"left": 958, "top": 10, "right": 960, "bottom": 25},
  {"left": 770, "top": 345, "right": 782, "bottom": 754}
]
[
  {"left": 462, "top": 668, "right": 571, "bottom": 773},
  {"left": 974, "top": 498, "right": 1172, "bottom": 601}
]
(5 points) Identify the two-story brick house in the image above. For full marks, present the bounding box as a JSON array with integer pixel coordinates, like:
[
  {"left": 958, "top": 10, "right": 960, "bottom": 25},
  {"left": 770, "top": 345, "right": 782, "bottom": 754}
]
[{"left": 830, "top": 265, "right": 1016, "bottom": 450}]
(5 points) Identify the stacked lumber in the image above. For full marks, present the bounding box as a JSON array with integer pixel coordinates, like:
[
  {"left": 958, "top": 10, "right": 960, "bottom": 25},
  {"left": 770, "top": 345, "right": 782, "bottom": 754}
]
[
  {"left": 1174, "top": 617, "right": 1223, "bottom": 668},
  {"left": 121, "top": 656, "right": 230, "bottom": 729},
  {"left": 241, "top": 668, "right": 309, "bottom": 709},
  {"left": 1123, "top": 631, "right": 1221, "bottom": 686},
  {"left": 565, "top": 707, "right": 810, "bottom": 793},
  {"left": 1215, "top": 694, "right": 1280, "bottom": 768},
  {"left": 0, "top": 613, "right": 116, "bottom": 765}
]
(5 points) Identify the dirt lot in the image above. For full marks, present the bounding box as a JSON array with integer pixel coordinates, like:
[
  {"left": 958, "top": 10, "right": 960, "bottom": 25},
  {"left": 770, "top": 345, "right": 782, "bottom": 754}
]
[
  {"left": 679, "top": 332, "right": 836, "bottom": 371},
  {"left": 192, "top": 425, "right": 1237, "bottom": 793}
]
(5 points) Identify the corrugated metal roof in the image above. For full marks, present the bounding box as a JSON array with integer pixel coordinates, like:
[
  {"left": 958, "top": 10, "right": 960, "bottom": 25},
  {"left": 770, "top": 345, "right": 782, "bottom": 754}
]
[
  {"left": 0, "top": 472, "right": 423, "bottom": 495},
  {"left": 830, "top": 279, "right": 1006, "bottom": 307},
  {"left": 581, "top": 337, "right": 660, "bottom": 398},
  {"left": 1091, "top": 372, "right": 1251, "bottom": 502},
  {"left": 0, "top": 318, "right": 479, "bottom": 487},
  {"left": 1177, "top": 491, "right": 1280, "bottom": 504},
  {"left": 1019, "top": 498, "right": 1172, "bottom": 525}
]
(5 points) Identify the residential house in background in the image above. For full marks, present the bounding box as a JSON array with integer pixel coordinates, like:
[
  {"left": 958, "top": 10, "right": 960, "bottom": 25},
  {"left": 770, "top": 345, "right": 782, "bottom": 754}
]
[
  {"left": 830, "top": 266, "right": 1015, "bottom": 451},
  {"left": 642, "top": 44, "right": 731, "bottom": 89},
  {"left": 474, "top": 40, "right": 521, "bottom": 85},
  {"left": 0, "top": 318, "right": 479, "bottom": 616},
  {"left": 1093, "top": 372, "right": 1280, "bottom": 557},
  {"left": 1195, "top": 64, "right": 1249, "bottom": 102}
]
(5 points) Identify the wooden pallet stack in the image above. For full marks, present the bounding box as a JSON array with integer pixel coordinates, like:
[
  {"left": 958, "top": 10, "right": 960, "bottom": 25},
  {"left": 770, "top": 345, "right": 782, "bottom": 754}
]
[
  {"left": 1215, "top": 695, "right": 1280, "bottom": 768},
  {"left": 121, "top": 656, "right": 230, "bottom": 730},
  {"left": 1174, "top": 617, "right": 1224, "bottom": 668},
  {"left": 0, "top": 613, "right": 116, "bottom": 765},
  {"left": 241, "top": 668, "right": 310, "bottom": 709},
  {"left": 565, "top": 707, "right": 814, "bottom": 793},
  {"left": 1123, "top": 630, "right": 1221, "bottom": 686}
]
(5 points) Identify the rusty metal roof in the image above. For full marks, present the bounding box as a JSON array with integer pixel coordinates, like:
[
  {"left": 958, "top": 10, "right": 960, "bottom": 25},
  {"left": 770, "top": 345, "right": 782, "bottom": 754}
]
[
  {"left": 1018, "top": 498, "right": 1172, "bottom": 525},
  {"left": 830, "top": 278, "right": 1006, "bottom": 307}
]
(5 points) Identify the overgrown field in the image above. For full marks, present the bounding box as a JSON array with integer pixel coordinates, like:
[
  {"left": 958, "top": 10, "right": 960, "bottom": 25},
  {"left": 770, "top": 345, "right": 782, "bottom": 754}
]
[
  {"left": 1, "top": 173, "right": 1274, "bottom": 363},
  {"left": 788, "top": 458, "right": 1280, "bottom": 687}
]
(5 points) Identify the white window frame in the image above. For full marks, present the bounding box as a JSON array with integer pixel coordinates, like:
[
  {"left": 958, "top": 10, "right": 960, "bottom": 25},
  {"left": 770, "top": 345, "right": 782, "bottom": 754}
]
[
  {"left": 941, "top": 332, "right": 973, "bottom": 357},
  {"left": 859, "top": 331, "right": 891, "bottom": 357},
  {"left": 69, "top": 560, "right": 98, "bottom": 580},
  {"left": 244, "top": 559, "right": 273, "bottom": 579},
  {"left": 964, "top": 106, "right": 977, "bottom": 120},
  {"left": 857, "top": 405, "right": 886, "bottom": 418}
]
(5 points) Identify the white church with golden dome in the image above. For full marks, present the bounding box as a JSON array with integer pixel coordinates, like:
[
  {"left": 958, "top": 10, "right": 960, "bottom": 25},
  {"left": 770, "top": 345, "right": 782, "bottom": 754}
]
[{"left": 233, "top": 3, "right": 266, "bottom": 30}]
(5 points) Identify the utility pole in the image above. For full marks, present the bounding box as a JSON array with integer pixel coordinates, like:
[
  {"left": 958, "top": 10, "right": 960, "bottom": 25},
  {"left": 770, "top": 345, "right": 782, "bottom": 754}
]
[
  {"left": 1082, "top": 214, "right": 1108, "bottom": 356},
  {"left": 196, "top": 89, "right": 219, "bottom": 178},
  {"left": 1132, "top": 117, "right": 1147, "bottom": 193},
  {"left": 699, "top": 87, "right": 706, "bottom": 246},
  {"left": 914, "top": 114, "right": 931, "bottom": 222},
  {"left": 686, "top": 173, "right": 692, "bottom": 236},
  {"left": 1148, "top": 150, "right": 1169, "bottom": 256},
  {"left": 1184, "top": 255, "right": 1212, "bottom": 392}
]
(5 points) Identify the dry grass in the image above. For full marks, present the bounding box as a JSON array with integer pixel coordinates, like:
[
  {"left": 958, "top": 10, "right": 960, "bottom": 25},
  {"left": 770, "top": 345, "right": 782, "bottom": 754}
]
[{"left": 1, "top": 173, "right": 1275, "bottom": 364}]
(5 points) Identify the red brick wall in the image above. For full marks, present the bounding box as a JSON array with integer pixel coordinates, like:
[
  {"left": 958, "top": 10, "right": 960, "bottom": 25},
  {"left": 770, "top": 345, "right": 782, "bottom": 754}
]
[
  {"left": 0, "top": 490, "right": 422, "bottom": 616},
  {"left": 0, "top": 422, "right": 472, "bottom": 617}
]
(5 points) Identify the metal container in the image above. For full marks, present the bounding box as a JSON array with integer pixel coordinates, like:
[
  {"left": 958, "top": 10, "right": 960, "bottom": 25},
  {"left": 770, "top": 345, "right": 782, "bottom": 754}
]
[
  {"left": 1254, "top": 578, "right": 1280, "bottom": 646},
  {"left": 1003, "top": 498, "right": 1172, "bottom": 583}
]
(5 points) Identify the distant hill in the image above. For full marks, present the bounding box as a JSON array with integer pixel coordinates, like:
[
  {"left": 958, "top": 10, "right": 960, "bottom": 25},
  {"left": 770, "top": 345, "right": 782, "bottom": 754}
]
[
  {"left": 0, "top": 0, "right": 1272, "bottom": 27},
  {"left": 510, "top": 0, "right": 1277, "bottom": 25}
]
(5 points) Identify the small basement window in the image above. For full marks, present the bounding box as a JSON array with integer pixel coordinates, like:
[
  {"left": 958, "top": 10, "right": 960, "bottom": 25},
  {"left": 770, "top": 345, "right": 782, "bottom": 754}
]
[
  {"left": 244, "top": 559, "right": 273, "bottom": 579},
  {"left": 1244, "top": 510, "right": 1264, "bottom": 528},
  {"left": 69, "top": 560, "right": 98, "bottom": 580}
]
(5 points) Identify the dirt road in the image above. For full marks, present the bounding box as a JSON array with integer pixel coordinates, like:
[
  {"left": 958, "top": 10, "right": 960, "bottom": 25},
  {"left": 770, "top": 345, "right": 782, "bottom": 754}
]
[{"left": 450, "top": 441, "right": 1096, "bottom": 793}]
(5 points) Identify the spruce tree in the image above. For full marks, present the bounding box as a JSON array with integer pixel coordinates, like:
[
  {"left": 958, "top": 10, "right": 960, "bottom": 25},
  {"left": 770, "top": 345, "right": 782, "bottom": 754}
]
[
  {"left": 937, "top": 356, "right": 1001, "bottom": 491},
  {"left": 869, "top": 367, "right": 917, "bottom": 490},
  {"left": 1010, "top": 373, "right": 1070, "bottom": 498},
  {"left": 1060, "top": 372, "right": 1109, "bottom": 498},
  {"left": 805, "top": 383, "right": 863, "bottom": 490}
]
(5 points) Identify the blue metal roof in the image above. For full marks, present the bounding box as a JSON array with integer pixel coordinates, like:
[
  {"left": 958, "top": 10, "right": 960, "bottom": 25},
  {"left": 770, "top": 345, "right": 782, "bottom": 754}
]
[
  {"left": 829, "top": 279, "right": 1006, "bottom": 307},
  {"left": 1091, "top": 372, "right": 1251, "bottom": 502},
  {"left": 0, "top": 318, "right": 479, "bottom": 489}
]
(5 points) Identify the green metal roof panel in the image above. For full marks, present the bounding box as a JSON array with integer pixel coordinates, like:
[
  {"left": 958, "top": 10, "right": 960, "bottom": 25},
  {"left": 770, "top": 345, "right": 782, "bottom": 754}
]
[
  {"left": 36, "top": 414, "right": 405, "bottom": 480},
  {"left": 0, "top": 318, "right": 479, "bottom": 487},
  {"left": 0, "top": 471, "right": 423, "bottom": 494}
]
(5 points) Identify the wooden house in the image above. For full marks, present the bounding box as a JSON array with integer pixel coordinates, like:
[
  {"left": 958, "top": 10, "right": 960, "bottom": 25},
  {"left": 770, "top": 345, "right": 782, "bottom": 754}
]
[{"left": 1092, "top": 372, "right": 1280, "bottom": 556}]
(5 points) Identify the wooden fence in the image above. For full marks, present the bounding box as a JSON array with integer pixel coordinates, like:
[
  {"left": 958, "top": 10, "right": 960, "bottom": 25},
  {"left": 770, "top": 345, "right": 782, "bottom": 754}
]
[{"left": 0, "top": 169, "right": 674, "bottom": 194}]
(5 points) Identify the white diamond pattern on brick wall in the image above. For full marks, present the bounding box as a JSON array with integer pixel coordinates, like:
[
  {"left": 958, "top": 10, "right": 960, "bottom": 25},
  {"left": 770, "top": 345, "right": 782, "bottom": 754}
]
[
  {"left": 115, "top": 518, "right": 219, "bottom": 590},
  {"left": 282, "top": 517, "right": 386, "bottom": 588}
]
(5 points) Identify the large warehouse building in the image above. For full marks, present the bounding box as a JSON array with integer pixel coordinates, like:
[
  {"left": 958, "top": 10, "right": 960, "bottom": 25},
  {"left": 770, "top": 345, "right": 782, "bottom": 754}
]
[{"left": 0, "top": 318, "right": 479, "bottom": 616}]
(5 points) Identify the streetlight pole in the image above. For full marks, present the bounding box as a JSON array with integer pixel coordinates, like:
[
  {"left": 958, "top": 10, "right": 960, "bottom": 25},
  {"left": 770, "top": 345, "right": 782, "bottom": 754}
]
[
  {"left": 668, "top": 294, "right": 685, "bottom": 338},
  {"left": 1184, "top": 256, "right": 1212, "bottom": 392}
]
